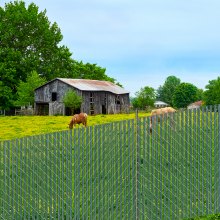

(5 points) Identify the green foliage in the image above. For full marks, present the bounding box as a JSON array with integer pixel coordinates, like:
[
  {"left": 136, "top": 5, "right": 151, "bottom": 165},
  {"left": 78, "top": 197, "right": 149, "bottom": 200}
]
[
  {"left": 0, "top": 1, "right": 122, "bottom": 109},
  {"left": 132, "top": 86, "right": 156, "bottom": 109},
  {"left": 66, "top": 61, "right": 122, "bottom": 87},
  {"left": 156, "top": 75, "right": 181, "bottom": 106},
  {"left": 72, "top": 61, "right": 114, "bottom": 81},
  {"left": 0, "top": 81, "right": 14, "bottom": 110},
  {"left": 63, "top": 90, "right": 82, "bottom": 114},
  {"left": 203, "top": 77, "right": 220, "bottom": 105},
  {"left": 172, "top": 82, "right": 199, "bottom": 108},
  {"left": 196, "top": 88, "right": 204, "bottom": 101},
  {"left": 156, "top": 85, "right": 163, "bottom": 100},
  {"left": 0, "top": 0, "right": 74, "bottom": 109},
  {"left": 15, "top": 71, "right": 46, "bottom": 106}
]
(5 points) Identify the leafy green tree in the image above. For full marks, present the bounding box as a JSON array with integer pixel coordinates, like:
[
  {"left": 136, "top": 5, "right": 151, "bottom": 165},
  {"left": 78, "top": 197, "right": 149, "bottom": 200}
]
[
  {"left": 132, "top": 86, "right": 156, "bottom": 109},
  {"left": 0, "top": 81, "right": 14, "bottom": 110},
  {"left": 68, "top": 61, "right": 122, "bottom": 87},
  {"left": 203, "top": 77, "right": 220, "bottom": 105},
  {"left": 156, "top": 85, "right": 163, "bottom": 100},
  {"left": 0, "top": 1, "right": 122, "bottom": 109},
  {"left": 196, "top": 88, "right": 204, "bottom": 101},
  {"left": 131, "top": 97, "right": 139, "bottom": 109},
  {"left": 157, "top": 76, "right": 181, "bottom": 106},
  {"left": 63, "top": 90, "right": 82, "bottom": 115},
  {"left": 15, "top": 71, "right": 46, "bottom": 107},
  {"left": 172, "top": 83, "right": 198, "bottom": 108},
  {"left": 72, "top": 61, "right": 113, "bottom": 81},
  {"left": 0, "top": 1, "right": 74, "bottom": 108}
]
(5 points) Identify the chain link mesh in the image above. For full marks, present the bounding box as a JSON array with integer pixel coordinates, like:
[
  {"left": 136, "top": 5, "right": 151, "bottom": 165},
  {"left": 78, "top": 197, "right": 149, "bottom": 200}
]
[{"left": 0, "top": 106, "right": 220, "bottom": 219}]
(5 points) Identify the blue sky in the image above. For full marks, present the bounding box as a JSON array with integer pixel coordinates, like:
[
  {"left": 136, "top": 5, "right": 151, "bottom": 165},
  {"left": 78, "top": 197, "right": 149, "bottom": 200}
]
[{"left": 1, "top": 0, "right": 220, "bottom": 96}]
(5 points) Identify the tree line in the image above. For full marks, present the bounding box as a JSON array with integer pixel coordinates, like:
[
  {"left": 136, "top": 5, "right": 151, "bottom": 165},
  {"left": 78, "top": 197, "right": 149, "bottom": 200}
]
[{"left": 132, "top": 75, "right": 220, "bottom": 109}]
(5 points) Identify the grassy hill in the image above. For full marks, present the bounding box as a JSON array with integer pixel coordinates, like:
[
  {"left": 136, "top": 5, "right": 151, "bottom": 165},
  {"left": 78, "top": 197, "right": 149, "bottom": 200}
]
[{"left": 0, "top": 112, "right": 149, "bottom": 141}]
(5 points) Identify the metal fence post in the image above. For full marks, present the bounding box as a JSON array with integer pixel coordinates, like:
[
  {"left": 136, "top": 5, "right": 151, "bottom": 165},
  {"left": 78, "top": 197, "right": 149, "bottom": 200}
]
[
  {"left": 135, "top": 109, "right": 139, "bottom": 220},
  {"left": 218, "top": 104, "right": 220, "bottom": 212}
]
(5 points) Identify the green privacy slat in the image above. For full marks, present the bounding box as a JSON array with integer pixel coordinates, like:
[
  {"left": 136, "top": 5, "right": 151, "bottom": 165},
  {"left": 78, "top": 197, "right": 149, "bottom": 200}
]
[
  {"left": 214, "top": 105, "right": 219, "bottom": 213},
  {"left": 218, "top": 105, "right": 220, "bottom": 212},
  {"left": 1, "top": 105, "right": 220, "bottom": 219}
]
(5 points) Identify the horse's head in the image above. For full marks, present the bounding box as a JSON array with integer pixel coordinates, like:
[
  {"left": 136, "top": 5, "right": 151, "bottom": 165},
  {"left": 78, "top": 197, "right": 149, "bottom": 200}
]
[{"left": 68, "top": 120, "right": 74, "bottom": 129}]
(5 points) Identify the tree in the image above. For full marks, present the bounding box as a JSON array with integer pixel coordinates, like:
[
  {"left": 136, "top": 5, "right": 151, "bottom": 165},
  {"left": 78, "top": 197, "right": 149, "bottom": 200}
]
[
  {"left": 68, "top": 61, "right": 122, "bottom": 87},
  {"left": 71, "top": 61, "right": 114, "bottom": 81},
  {"left": 132, "top": 86, "right": 156, "bottom": 109},
  {"left": 196, "top": 88, "right": 204, "bottom": 101},
  {"left": 0, "top": 1, "right": 74, "bottom": 109},
  {"left": 172, "top": 83, "right": 198, "bottom": 108},
  {"left": 157, "top": 76, "right": 181, "bottom": 106},
  {"left": 131, "top": 97, "right": 139, "bottom": 109},
  {"left": 15, "top": 71, "right": 46, "bottom": 107},
  {"left": 0, "top": 81, "right": 14, "bottom": 110},
  {"left": 203, "top": 77, "right": 220, "bottom": 105},
  {"left": 63, "top": 90, "right": 82, "bottom": 115},
  {"left": 156, "top": 85, "right": 163, "bottom": 100},
  {"left": 0, "top": 1, "right": 122, "bottom": 109}
]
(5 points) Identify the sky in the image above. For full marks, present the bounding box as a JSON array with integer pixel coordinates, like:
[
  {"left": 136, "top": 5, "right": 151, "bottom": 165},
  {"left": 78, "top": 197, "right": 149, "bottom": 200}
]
[{"left": 1, "top": 0, "right": 220, "bottom": 96}]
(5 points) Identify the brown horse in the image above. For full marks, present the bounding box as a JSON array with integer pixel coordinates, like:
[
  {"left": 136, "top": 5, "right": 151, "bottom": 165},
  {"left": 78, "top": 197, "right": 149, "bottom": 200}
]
[
  {"left": 69, "top": 113, "right": 88, "bottom": 129},
  {"left": 150, "top": 107, "right": 176, "bottom": 133}
]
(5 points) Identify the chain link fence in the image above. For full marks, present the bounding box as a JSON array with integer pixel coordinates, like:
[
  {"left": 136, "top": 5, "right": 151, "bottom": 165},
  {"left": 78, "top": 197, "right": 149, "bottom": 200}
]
[{"left": 0, "top": 105, "right": 220, "bottom": 219}]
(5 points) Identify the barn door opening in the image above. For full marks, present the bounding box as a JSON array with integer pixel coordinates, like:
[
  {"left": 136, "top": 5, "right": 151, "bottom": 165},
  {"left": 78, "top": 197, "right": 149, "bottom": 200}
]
[
  {"left": 65, "top": 107, "right": 80, "bottom": 116},
  {"left": 35, "top": 103, "right": 49, "bottom": 115},
  {"left": 102, "top": 105, "right": 106, "bottom": 114},
  {"left": 115, "top": 95, "right": 121, "bottom": 113}
]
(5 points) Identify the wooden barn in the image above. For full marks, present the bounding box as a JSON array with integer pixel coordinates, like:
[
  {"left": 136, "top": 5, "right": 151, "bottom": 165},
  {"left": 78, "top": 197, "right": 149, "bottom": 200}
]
[{"left": 34, "top": 78, "right": 130, "bottom": 115}]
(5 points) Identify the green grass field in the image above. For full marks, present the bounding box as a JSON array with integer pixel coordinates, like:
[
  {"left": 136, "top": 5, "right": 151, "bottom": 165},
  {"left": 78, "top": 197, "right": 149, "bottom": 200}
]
[{"left": 0, "top": 112, "right": 149, "bottom": 141}]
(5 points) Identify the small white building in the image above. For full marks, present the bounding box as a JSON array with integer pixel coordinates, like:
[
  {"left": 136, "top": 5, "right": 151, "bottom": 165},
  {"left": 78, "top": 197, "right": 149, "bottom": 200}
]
[{"left": 154, "top": 101, "right": 169, "bottom": 108}]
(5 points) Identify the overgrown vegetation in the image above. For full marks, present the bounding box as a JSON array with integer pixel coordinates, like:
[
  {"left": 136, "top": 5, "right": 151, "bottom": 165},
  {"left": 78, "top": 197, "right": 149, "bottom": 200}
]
[
  {"left": 62, "top": 90, "right": 82, "bottom": 115},
  {"left": 15, "top": 71, "right": 46, "bottom": 107}
]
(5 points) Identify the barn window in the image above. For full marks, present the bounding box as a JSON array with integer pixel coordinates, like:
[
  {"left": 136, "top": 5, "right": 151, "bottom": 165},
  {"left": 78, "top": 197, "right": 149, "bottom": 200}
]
[
  {"left": 90, "top": 92, "right": 95, "bottom": 115},
  {"left": 116, "top": 95, "right": 120, "bottom": 105},
  {"left": 52, "top": 92, "right": 57, "bottom": 101},
  {"left": 104, "top": 93, "right": 107, "bottom": 105},
  {"left": 90, "top": 92, "right": 94, "bottom": 103}
]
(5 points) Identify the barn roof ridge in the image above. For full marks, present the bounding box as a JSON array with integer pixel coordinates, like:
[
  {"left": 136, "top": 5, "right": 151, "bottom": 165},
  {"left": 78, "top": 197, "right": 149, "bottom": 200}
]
[{"left": 35, "top": 78, "right": 129, "bottom": 95}]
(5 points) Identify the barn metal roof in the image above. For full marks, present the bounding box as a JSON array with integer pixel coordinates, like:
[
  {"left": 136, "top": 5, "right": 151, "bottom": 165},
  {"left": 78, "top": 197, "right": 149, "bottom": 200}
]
[
  {"left": 58, "top": 78, "right": 129, "bottom": 94},
  {"left": 35, "top": 78, "right": 129, "bottom": 95}
]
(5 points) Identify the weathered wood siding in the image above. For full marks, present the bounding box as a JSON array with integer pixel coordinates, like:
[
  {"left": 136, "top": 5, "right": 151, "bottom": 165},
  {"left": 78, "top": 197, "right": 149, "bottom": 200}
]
[
  {"left": 35, "top": 80, "right": 81, "bottom": 103},
  {"left": 35, "top": 79, "right": 130, "bottom": 115},
  {"left": 35, "top": 80, "right": 82, "bottom": 115},
  {"left": 81, "top": 91, "right": 130, "bottom": 115}
]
